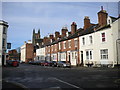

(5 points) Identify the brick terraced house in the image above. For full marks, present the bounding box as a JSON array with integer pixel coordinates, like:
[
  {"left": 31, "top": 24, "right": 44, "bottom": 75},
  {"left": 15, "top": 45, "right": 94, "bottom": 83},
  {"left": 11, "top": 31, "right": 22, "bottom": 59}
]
[{"left": 34, "top": 6, "right": 120, "bottom": 67}]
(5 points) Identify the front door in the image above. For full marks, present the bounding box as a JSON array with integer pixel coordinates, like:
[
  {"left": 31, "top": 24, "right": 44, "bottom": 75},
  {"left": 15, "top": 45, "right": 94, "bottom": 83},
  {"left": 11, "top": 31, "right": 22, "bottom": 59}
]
[
  {"left": 68, "top": 53, "right": 71, "bottom": 63},
  {"left": 2, "top": 55, "right": 4, "bottom": 66},
  {"left": 81, "top": 51, "right": 83, "bottom": 65}
]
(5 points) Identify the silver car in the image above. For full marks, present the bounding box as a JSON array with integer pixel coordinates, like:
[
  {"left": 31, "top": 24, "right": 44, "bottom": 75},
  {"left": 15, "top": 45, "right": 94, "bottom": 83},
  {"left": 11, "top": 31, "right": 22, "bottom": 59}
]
[{"left": 57, "top": 61, "right": 71, "bottom": 68}]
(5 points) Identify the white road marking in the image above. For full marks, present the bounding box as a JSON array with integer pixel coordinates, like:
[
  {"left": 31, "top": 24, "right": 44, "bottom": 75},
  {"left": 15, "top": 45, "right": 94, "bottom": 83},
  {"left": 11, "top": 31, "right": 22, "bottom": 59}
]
[{"left": 53, "top": 78, "right": 80, "bottom": 89}]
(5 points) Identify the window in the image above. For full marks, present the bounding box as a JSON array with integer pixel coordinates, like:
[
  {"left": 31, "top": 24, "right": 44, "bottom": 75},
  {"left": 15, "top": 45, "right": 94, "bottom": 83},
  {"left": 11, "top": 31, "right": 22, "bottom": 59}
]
[
  {"left": 74, "top": 40, "right": 78, "bottom": 47},
  {"left": 3, "top": 27, "right": 6, "bottom": 34},
  {"left": 61, "top": 53, "right": 66, "bottom": 59},
  {"left": 101, "top": 33, "right": 106, "bottom": 42},
  {"left": 68, "top": 41, "right": 71, "bottom": 48},
  {"left": 100, "top": 49, "right": 108, "bottom": 59},
  {"left": 64, "top": 42, "right": 66, "bottom": 49},
  {"left": 108, "top": 19, "right": 111, "bottom": 24},
  {"left": 72, "top": 52, "right": 74, "bottom": 59},
  {"left": 59, "top": 43, "right": 61, "bottom": 50},
  {"left": 90, "top": 51, "right": 92, "bottom": 59},
  {"left": 86, "top": 51, "right": 89, "bottom": 59},
  {"left": 89, "top": 36, "right": 93, "bottom": 44},
  {"left": 82, "top": 37, "right": 85, "bottom": 45},
  {"left": 86, "top": 50, "right": 92, "bottom": 60},
  {"left": 2, "top": 38, "right": 5, "bottom": 47}
]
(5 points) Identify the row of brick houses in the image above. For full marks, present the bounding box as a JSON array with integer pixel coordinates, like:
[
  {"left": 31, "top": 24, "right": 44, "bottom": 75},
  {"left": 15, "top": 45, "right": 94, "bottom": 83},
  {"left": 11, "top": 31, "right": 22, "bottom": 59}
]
[{"left": 21, "top": 7, "right": 120, "bottom": 67}]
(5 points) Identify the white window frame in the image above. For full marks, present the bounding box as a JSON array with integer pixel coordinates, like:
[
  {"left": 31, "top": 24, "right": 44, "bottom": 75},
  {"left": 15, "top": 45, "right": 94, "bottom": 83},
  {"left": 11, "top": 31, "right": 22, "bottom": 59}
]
[
  {"left": 59, "top": 43, "right": 61, "bottom": 50},
  {"left": 82, "top": 37, "right": 85, "bottom": 45},
  {"left": 89, "top": 36, "right": 93, "bottom": 44},
  {"left": 68, "top": 40, "right": 71, "bottom": 48},
  {"left": 86, "top": 50, "right": 93, "bottom": 60},
  {"left": 100, "top": 49, "right": 108, "bottom": 60},
  {"left": 74, "top": 39, "right": 78, "bottom": 47},
  {"left": 63, "top": 41, "right": 66, "bottom": 49}
]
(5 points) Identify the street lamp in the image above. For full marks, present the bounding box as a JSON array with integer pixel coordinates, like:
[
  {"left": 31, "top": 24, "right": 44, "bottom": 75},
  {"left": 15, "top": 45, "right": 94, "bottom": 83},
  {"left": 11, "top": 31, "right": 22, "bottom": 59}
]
[{"left": 116, "top": 38, "right": 120, "bottom": 66}]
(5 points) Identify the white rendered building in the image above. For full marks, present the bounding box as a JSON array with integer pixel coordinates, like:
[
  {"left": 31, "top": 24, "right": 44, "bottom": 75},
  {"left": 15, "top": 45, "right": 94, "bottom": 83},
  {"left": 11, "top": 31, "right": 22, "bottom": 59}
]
[
  {"left": 36, "top": 47, "right": 46, "bottom": 61},
  {"left": 79, "top": 16, "right": 120, "bottom": 67},
  {"left": 0, "top": 20, "right": 9, "bottom": 66}
]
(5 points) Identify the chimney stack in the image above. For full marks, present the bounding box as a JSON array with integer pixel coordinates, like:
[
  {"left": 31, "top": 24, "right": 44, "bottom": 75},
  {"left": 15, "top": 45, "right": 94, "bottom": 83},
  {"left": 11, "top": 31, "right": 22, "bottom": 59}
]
[
  {"left": 71, "top": 22, "right": 77, "bottom": 34},
  {"left": 55, "top": 31, "right": 60, "bottom": 40},
  {"left": 49, "top": 34, "right": 54, "bottom": 40},
  {"left": 83, "top": 16, "right": 91, "bottom": 30},
  {"left": 61, "top": 27, "right": 68, "bottom": 37},
  {"left": 98, "top": 6, "right": 108, "bottom": 26},
  {"left": 43, "top": 37, "right": 48, "bottom": 44}
]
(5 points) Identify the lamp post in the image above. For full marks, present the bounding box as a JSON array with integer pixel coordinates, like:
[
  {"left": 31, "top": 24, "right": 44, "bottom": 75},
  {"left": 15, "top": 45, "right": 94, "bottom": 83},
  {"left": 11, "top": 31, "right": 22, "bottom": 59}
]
[{"left": 116, "top": 38, "right": 120, "bottom": 66}]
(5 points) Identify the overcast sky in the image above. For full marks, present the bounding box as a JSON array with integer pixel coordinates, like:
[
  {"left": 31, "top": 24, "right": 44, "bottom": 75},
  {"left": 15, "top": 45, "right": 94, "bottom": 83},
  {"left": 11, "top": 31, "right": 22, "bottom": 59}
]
[{"left": 1, "top": 2, "right": 119, "bottom": 49}]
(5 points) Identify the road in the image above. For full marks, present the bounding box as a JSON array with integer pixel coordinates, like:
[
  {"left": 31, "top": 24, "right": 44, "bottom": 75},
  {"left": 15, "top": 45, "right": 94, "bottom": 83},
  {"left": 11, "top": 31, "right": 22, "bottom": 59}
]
[{"left": 2, "top": 63, "right": 120, "bottom": 90}]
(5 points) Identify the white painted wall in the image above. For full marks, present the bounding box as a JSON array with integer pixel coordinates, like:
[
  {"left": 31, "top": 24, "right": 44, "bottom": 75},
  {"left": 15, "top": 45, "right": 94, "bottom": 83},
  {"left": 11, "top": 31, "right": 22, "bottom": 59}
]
[
  {"left": 51, "top": 53, "right": 57, "bottom": 61},
  {"left": 79, "top": 33, "right": 95, "bottom": 66},
  {"left": 94, "top": 28, "right": 114, "bottom": 65},
  {"left": 79, "top": 17, "right": 120, "bottom": 67},
  {"left": 20, "top": 44, "right": 26, "bottom": 62},
  {"left": 0, "top": 20, "right": 8, "bottom": 66},
  {"left": 112, "top": 18, "right": 120, "bottom": 65},
  {"left": 36, "top": 47, "right": 45, "bottom": 60},
  {"left": 0, "top": 25, "right": 3, "bottom": 66}
]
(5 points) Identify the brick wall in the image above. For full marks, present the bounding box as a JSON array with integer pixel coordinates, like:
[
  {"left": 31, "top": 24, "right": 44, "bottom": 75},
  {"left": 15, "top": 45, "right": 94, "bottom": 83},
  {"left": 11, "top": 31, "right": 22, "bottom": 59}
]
[{"left": 26, "top": 43, "right": 34, "bottom": 63}]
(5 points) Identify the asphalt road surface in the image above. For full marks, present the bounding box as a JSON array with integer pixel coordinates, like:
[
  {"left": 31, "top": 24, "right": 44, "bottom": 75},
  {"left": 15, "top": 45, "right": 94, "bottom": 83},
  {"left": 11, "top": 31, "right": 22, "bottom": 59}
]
[{"left": 2, "top": 63, "right": 120, "bottom": 90}]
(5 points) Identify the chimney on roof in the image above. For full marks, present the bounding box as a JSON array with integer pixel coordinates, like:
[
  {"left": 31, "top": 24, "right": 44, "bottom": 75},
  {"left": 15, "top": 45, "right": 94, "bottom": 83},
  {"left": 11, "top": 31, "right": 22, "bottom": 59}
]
[
  {"left": 43, "top": 37, "right": 49, "bottom": 44},
  {"left": 98, "top": 6, "right": 108, "bottom": 26},
  {"left": 55, "top": 31, "right": 60, "bottom": 40},
  {"left": 49, "top": 34, "right": 54, "bottom": 39},
  {"left": 83, "top": 16, "right": 91, "bottom": 30},
  {"left": 61, "top": 27, "right": 68, "bottom": 37},
  {"left": 71, "top": 22, "right": 77, "bottom": 34}
]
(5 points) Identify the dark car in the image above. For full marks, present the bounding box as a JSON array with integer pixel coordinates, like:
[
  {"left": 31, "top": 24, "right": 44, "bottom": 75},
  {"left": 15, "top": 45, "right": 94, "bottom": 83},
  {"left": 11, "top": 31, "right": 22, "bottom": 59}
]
[
  {"left": 41, "top": 61, "right": 49, "bottom": 66},
  {"left": 49, "top": 61, "right": 57, "bottom": 67},
  {"left": 35, "top": 60, "right": 42, "bottom": 65},
  {"left": 57, "top": 61, "right": 71, "bottom": 68},
  {"left": 28, "top": 61, "right": 34, "bottom": 64},
  {"left": 6, "top": 60, "right": 19, "bottom": 67}
]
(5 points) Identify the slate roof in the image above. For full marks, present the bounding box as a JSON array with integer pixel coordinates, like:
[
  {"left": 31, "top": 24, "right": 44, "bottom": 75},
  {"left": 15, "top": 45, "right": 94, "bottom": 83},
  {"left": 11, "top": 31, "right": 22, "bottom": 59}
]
[
  {"left": 109, "top": 16, "right": 118, "bottom": 22},
  {"left": 41, "top": 16, "right": 118, "bottom": 47}
]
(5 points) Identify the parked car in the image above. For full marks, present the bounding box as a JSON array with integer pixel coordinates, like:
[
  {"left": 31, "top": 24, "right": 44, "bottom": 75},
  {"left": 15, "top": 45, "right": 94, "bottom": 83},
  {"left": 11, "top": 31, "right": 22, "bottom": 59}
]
[
  {"left": 57, "top": 61, "right": 71, "bottom": 68},
  {"left": 6, "top": 60, "right": 19, "bottom": 67},
  {"left": 35, "top": 60, "right": 42, "bottom": 65},
  {"left": 49, "top": 61, "right": 57, "bottom": 67},
  {"left": 28, "top": 61, "right": 34, "bottom": 64},
  {"left": 41, "top": 61, "right": 49, "bottom": 66}
]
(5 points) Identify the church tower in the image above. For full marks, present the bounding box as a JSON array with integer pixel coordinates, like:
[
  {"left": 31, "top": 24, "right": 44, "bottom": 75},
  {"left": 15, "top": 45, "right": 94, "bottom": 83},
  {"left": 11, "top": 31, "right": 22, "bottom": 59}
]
[
  {"left": 32, "top": 29, "right": 36, "bottom": 45},
  {"left": 32, "top": 29, "right": 42, "bottom": 47}
]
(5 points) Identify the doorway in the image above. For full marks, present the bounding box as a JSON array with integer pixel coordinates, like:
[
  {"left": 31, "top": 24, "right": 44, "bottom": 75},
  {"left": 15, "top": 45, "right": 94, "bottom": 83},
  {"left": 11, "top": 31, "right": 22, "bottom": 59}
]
[
  {"left": 81, "top": 51, "right": 83, "bottom": 65},
  {"left": 2, "top": 55, "right": 4, "bottom": 66}
]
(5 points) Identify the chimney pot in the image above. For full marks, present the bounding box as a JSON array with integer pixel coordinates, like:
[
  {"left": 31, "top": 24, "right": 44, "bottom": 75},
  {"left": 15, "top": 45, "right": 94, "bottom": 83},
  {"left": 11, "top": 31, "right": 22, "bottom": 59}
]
[
  {"left": 101, "top": 6, "right": 103, "bottom": 11},
  {"left": 98, "top": 7, "right": 108, "bottom": 26},
  {"left": 84, "top": 16, "right": 91, "bottom": 30},
  {"left": 71, "top": 22, "right": 77, "bottom": 34}
]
